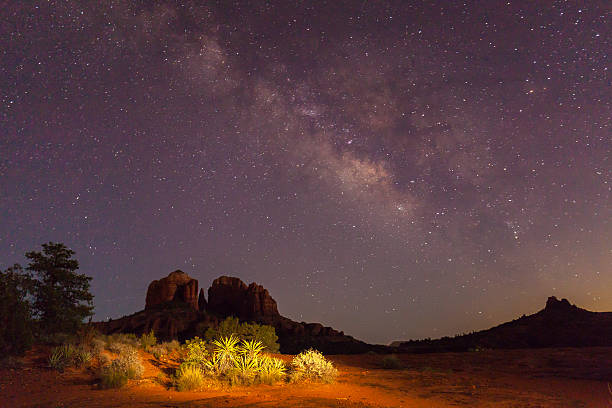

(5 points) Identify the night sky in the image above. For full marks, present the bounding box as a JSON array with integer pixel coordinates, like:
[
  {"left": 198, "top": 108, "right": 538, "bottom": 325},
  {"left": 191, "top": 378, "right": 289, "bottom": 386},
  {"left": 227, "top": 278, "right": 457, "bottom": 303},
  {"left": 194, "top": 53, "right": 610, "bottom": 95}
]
[{"left": 1, "top": 1, "right": 610, "bottom": 345}]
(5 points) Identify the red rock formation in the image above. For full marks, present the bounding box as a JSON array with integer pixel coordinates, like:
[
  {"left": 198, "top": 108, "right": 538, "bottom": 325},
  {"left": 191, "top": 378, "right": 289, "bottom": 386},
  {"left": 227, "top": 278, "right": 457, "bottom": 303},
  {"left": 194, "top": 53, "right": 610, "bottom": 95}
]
[
  {"left": 207, "top": 276, "right": 279, "bottom": 319},
  {"left": 98, "top": 272, "right": 375, "bottom": 354},
  {"left": 145, "top": 270, "right": 199, "bottom": 310},
  {"left": 198, "top": 288, "right": 207, "bottom": 312}
]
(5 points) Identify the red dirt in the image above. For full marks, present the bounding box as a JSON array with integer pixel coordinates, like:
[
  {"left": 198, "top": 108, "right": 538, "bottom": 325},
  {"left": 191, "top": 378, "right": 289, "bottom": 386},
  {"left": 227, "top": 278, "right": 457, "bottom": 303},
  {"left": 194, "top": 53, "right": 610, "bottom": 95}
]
[{"left": 1, "top": 346, "right": 611, "bottom": 407}]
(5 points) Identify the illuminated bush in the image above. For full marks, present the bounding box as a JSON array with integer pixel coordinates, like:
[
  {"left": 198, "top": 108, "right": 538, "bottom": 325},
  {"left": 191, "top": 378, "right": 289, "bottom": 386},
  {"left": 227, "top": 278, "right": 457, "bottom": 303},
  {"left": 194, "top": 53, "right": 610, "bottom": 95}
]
[
  {"left": 175, "top": 364, "right": 206, "bottom": 391},
  {"left": 116, "top": 346, "right": 144, "bottom": 379},
  {"left": 258, "top": 355, "right": 287, "bottom": 385},
  {"left": 175, "top": 336, "right": 287, "bottom": 389},
  {"left": 182, "top": 337, "right": 209, "bottom": 367},
  {"left": 205, "top": 317, "right": 280, "bottom": 353},
  {"left": 290, "top": 349, "right": 337, "bottom": 383},
  {"left": 99, "top": 361, "right": 129, "bottom": 389},
  {"left": 140, "top": 329, "right": 157, "bottom": 350},
  {"left": 98, "top": 344, "right": 144, "bottom": 388}
]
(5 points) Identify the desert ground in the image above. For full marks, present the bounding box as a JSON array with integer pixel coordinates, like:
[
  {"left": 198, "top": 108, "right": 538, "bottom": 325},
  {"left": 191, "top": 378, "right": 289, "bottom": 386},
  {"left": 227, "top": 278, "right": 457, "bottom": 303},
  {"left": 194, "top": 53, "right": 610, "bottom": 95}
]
[{"left": 2, "top": 346, "right": 611, "bottom": 408}]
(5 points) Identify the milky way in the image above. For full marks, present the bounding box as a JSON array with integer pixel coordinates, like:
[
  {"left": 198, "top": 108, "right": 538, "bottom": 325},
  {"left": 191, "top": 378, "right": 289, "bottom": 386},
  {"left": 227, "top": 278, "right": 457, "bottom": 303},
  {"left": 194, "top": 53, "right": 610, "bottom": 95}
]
[{"left": 1, "top": 1, "right": 610, "bottom": 343}]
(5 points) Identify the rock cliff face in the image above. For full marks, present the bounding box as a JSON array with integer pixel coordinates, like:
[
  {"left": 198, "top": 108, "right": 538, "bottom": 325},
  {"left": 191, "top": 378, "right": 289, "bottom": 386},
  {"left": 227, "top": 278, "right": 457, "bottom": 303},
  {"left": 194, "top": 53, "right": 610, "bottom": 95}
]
[
  {"left": 207, "top": 276, "right": 279, "bottom": 319},
  {"left": 205, "top": 276, "right": 371, "bottom": 353},
  {"left": 97, "top": 271, "right": 377, "bottom": 354},
  {"left": 145, "top": 270, "right": 199, "bottom": 310}
]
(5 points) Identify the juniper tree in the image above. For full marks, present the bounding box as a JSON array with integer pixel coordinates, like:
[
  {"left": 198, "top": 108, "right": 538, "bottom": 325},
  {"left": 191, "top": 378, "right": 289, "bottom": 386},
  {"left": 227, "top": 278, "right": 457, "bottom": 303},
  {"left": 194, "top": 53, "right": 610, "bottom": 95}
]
[{"left": 26, "top": 242, "right": 94, "bottom": 333}]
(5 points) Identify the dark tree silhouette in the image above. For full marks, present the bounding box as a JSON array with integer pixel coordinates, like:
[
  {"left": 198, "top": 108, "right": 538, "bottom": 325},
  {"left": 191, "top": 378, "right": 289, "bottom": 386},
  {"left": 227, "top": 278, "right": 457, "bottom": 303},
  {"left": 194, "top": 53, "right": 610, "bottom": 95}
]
[
  {"left": 0, "top": 264, "right": 34, "bottom": 355},
  {"left": 26, "top": 242, "right": 94, "bottom": 333}
]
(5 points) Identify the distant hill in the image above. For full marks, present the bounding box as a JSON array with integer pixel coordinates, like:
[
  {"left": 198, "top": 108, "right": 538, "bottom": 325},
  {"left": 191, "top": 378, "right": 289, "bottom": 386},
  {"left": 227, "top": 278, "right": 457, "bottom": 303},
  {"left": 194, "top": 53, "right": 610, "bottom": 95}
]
[{"left": 396, "top": 296, "right": 612, "bottom": 352}]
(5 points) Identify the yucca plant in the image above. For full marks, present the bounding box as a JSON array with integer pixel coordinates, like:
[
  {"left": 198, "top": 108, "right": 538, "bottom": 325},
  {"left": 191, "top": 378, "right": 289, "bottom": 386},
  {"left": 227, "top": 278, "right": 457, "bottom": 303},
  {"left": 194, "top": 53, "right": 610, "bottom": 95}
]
[
  {"left": 234, "top": 354, "right": 260, "bottom": 374},
  {"left": 258, "top": 355, "right": 286, "bottom": 384},
  {"left": 229, "top": 354, "right": 260, "bottom": 385},
  {"left": 211, "top": 334, "right": 240, "bottom": 374},
  {"left": 48, "top": 348, "right": 67, "bottom": 372},
  {"left": 48, "top": 343, "right": 76, "bottom": 371},
  {"left": 74, "top": 348, "right": 92, "bottom": 368},
  {"left": 237, "top": 339, "right": 265, "bottom": 359}
]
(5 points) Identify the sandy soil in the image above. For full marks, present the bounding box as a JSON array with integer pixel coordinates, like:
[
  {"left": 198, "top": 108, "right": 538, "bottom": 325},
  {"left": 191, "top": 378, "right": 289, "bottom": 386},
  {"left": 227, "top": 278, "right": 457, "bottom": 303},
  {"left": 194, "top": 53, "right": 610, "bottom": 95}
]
[{"left": 1, "top": 346, "right": 611, "bottom": 407}]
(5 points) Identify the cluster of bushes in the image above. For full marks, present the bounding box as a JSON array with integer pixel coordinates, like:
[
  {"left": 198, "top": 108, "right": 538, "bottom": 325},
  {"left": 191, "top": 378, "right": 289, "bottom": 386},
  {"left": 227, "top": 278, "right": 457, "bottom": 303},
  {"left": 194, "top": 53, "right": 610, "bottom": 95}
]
[
  {"left": 175, "top": 335, "right": 285, "bottom": 389},
  {"left": 174, "top": 334, "right": 337, "bottom": 390},
  {"left": 203, "top": 317, "right": 280, "bottom": 353},
  {"left": 46, "top": 328, "right": 172, "bottom": 389},
  {"left": 48, "top": 343, "right": 92, "bottom": 372}
]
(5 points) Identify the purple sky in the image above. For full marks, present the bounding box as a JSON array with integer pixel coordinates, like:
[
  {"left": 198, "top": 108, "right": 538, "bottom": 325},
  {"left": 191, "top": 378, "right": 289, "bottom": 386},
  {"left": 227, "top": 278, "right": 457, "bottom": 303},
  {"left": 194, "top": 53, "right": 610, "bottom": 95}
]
[{"left": 1, "top": 1, "right": 610, "bottom": 344}]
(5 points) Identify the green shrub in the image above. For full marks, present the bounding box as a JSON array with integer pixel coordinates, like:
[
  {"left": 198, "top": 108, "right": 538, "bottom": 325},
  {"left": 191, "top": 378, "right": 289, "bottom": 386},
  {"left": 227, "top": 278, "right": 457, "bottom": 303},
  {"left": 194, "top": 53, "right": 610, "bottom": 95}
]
[
  {"left": 175, "top": 335, "right": 287, "bottom": 388},
  {"left": 116, "top": 346, "right": 144, "bottom": 379},
  {"left": 229, "top": 354, "right": 260, "bottom": 385},
  {"left": 48, "top": 343, "right": 76, "bottom": 371},
  {"left": 258, "top": 355, "right": 287, "bottom": 385},
  {"left": 74, "top": 348, "right": 92, "bottom": 368},
  {"left": 238, "top": 339, "right": 265, "bottom": 359},
  {"left": 205, "top": 317, "right": 280, "bottom": 353},
  {"left": 99, "top": 361, "right": 129, "bottom": 389},
  {"left": 175, "top": 364, "right": 205, "bottom": 391},
  {"left": 210, "top": 334, "right": 240, "bottom": 375},
  {"left": 381, "top": 354, "right": 402, "bottom": 369},
  {"left": 140, "top": 329, "right": 157, "bottom": 350},
  {"left": 182, "top": 337, "right": 209, "bottom": 366},
  {"left": 98, "top": 345, "right": 144, "bottom": 388},
  {"left": 290, "top": 349, "right": 337, "bottom": 383},
  {"left": 49, "top": 349, "right": 67, "bottom": 372}
]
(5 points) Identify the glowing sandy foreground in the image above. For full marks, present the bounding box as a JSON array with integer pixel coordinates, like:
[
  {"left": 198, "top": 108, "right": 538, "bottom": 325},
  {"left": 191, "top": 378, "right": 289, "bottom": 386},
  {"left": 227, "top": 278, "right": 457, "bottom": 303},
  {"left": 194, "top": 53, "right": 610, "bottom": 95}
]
[{"left": 1, "top": 347, "right": 611, "bottom": 407}]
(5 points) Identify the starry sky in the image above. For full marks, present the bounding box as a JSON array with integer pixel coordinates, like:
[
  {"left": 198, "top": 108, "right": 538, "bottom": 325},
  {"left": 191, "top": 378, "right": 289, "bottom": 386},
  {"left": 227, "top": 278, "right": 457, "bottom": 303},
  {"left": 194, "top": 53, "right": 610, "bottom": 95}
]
[{"left": 1, "top": 1, "right": 610, "bottom": 344}]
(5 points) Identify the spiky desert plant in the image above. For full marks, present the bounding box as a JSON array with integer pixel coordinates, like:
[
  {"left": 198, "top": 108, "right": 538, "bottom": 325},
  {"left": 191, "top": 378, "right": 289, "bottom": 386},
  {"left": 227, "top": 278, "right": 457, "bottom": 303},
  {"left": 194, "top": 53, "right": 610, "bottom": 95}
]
[
  {"left": 48, "top": 343, "right": 76, "bottom": 371},
  {"left": 48, "top": 348, "right": 67, "bottom": 372},
  {"left": 290, "top": 349, "right": 338, "bottom": 383},
  {"left": 237, "top": 339, "right": 265, "bottom": 359},
  {"left": 211, "top": 334, "right": 240, "bottom": 374},
  {"left": 230, "top": 354, "right": 260, "bottom": 384},
  {"left": 74, "top": 348, "right": 92, "bottom": 368},
  {"left": 258, "top": 355, "right": 287, "bottom": 384}
]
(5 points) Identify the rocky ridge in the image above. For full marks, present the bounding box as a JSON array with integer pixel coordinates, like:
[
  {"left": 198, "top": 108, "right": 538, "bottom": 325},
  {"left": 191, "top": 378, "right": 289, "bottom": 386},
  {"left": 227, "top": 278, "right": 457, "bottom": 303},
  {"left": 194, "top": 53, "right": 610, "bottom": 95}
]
[
  {"left": 97, "top": 271, "right": 374, "bottom": 354},
  {"left": 396, "top": 296, "right": 612, "bottom": 352}
]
